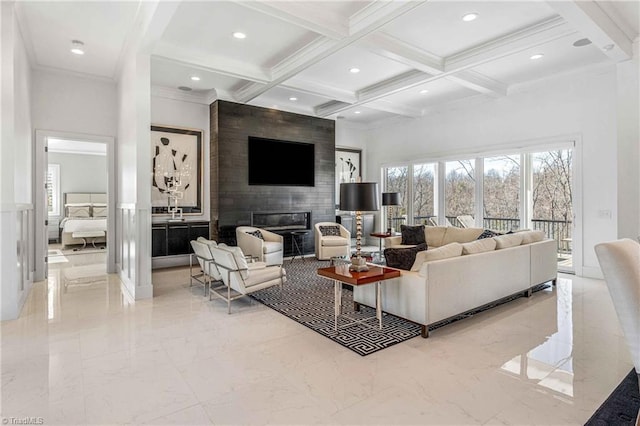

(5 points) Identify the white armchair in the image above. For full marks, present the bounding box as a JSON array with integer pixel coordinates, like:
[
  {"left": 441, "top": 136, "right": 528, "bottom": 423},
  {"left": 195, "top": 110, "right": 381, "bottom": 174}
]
[
  {"left": 189, "top": 238, "right": 223, "bottom": 296},
  {"left": 236, "top": 226, "right": 284, "bottom": 266},
  {"left": 594, "top": 238, "right": 640, "bottom": 393},
  {"left": 209, "top": 245, "right": 286, "bottom": 313},
  {"left": 314, "top": 222, "right": 351, "bottom": 260}
]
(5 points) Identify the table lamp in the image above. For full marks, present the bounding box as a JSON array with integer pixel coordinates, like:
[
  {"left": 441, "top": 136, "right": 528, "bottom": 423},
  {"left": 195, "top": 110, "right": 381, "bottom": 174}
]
[
  {"left": 382, "top": 192, "right": 401, "bottom": 234},
  {"left": 340, "top": 182, "right": 380, "bottom": 271}
]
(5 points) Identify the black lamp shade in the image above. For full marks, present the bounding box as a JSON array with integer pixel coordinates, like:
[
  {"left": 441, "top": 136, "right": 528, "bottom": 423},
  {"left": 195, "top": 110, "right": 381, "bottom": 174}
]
[
  {"left": 340, "top": 182, "right": 380, "bottom": 212},
  {"left": 382, "top": 192, "right": 401, "bottom": 206}
]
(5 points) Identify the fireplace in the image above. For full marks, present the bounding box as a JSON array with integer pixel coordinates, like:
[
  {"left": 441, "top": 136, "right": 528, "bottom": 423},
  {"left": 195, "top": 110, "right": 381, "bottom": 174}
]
[{"left": 251, "top": 211, "right": 311, "bottom": 232}]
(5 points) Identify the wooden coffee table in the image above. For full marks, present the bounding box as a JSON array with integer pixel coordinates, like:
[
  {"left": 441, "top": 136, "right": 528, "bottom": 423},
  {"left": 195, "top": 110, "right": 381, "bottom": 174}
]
[{"left": 317, "top": 264, "right": 401, "bottom": 332}]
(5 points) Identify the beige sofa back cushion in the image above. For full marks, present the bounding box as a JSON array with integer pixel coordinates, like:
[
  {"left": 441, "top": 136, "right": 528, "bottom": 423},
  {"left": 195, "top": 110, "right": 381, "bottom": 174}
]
[
  {"left": 442, "top": 227, "right": 484, "bottom": 246},
  {"left": 461, "top": 238, "right": 497, "bottom": 255},
  {"left": 519, "top": 230, "right": 546, "bottom": 244},
  {"left": 494, "top": 233, "right": 524, "bottom": 249},
  {"left": 410, "top": 242, "right": 463, "bottom": 271},
  {"left": 425, "top": 226, "right": 448, "bottom": 247}
]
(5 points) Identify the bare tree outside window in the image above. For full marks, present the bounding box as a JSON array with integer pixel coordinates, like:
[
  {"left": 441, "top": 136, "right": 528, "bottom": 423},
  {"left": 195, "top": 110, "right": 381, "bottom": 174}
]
[{"left": 445, "top": 160, "right": 475, "bottom": 225}]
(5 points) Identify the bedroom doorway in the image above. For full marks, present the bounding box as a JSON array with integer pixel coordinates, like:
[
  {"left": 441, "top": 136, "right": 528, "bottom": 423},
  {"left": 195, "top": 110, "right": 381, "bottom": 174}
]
[{"left": 34, "top": 130, "right": 115, "bottom": 282}]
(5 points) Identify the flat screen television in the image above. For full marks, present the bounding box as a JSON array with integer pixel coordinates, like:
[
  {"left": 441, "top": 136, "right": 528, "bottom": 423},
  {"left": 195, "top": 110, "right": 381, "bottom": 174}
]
[{"left": 248, "top": 137, "right": 315, "bottom": 186}]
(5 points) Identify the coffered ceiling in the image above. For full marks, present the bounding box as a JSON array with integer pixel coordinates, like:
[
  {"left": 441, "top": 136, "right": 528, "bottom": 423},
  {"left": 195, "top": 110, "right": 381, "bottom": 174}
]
[{"left": 15, "top": 1, "right": 639, "bottom": 124}]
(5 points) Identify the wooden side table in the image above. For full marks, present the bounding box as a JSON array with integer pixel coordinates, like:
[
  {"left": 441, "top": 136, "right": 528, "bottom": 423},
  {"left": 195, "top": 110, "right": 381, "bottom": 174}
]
[{"left": 317, "top": 265, "right": 401, "bottom": 331}]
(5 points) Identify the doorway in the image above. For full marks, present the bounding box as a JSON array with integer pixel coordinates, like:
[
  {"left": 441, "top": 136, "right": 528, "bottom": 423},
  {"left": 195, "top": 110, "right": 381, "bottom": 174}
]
[{"left": 34, "top": 130, "right": 115, "bottom": 282}]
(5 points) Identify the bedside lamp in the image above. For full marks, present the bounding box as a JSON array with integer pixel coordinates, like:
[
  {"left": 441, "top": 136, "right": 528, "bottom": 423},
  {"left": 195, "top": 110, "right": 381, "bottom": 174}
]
[
  {"left": 382, "top": 192, "right": 401, "bottom": 234},
  {"left": 340, "top": 182, "right": 380, "bottom": 271}
]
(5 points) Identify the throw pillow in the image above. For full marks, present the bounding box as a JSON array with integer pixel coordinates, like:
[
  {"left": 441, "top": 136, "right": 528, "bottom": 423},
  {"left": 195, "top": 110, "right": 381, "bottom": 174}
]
[
  {"left": 67, "top": 205, "right": 90, "bottom": 218},
  {"left": 319, "top": 225, "right": 341, "bottom": 236},
  {"left": 92, "top": 206, "right": 107, "bottom": 217},
  {"left": 400, "top": 224, "right": 426, "bottom": 245},
  {"left": 247, "top": 230, "right": 264, "bottom": 240},
  {"left": 477, "top": 229, "right": 502, "bottom": 239},
  {"left": 385, "top": 243, "right": 427, "bottom": 270},
  {"left": 493, "top": 233, "right": 523, "bottom": 249}
]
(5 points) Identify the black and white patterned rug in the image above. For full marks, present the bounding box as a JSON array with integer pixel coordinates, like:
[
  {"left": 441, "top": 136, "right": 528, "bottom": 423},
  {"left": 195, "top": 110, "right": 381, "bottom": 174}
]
[{"left": 250, "top": 259, "right": 422, "bottom": 356}]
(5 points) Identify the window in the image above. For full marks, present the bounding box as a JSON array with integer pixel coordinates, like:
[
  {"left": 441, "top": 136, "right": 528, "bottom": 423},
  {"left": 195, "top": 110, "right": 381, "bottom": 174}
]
[
  {"left": 413, "top": 162, "right": 437, "bottom": 226},
  {"left": 445, "top": 160, "right": 475, "bottom": 227},
  {"left": 47, "top": 164, "right": 60, "bottom": 217},
  {"left": 483, "top": 155, "right": 520, "bottom": 232},
  {"left": 383, "top": 166, "right": 408, "bottom": 231}
]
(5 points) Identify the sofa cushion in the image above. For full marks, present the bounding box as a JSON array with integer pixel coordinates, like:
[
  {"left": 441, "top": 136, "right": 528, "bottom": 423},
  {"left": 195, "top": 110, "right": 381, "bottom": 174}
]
[
  {"left": 262, "top": 241, "right": 283, "bottom": 254},
  {"left": 425, "top": 226, "right": 448, "bottom": 247},
  {"left": 519, "top": 230, "right": 546, "bottom": 244},
  {"left": 385, "top": 243, "right": 427, "bottom": 270},
  {"left": 410, "top": 242, "right": 463, "bottom": 271},
  {"left": 441, "top": 227, "right": 484, "bottom": 245},
  {"left": 494, "top": 233, "right": 524, "bottom": 249},
  {"left": 461, "top": 238, "right": 497, "bottom": 255},
  {"left": 319, "top": 225, "right": 341, "bottom": 236},
  {"left": 401, "top": 224, "right": 426, "bottom": 245},
  {"left": 321, "top": 236, "right": 348, "bottom": 247},
  {"left": 477, "top": 229, "right": 503, "bottom": 239}
]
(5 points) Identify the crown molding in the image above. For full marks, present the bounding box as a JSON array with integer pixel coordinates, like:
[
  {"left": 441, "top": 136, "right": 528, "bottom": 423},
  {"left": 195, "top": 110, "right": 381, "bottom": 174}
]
[
  {"left": 33, "top": 64, "right": 116, "bottom": 84},
  {"left": 151, "top": 85, "right": 210, "bottom": 104}
]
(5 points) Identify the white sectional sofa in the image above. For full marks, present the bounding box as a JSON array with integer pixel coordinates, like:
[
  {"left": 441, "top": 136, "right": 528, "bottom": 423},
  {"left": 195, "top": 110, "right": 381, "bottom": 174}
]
[{"left": 353, "top": 226, "right": 558, "bottom": 338}]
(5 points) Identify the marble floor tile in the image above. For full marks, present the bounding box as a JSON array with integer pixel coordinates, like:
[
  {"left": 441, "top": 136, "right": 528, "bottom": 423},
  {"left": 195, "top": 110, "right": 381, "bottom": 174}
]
[{"left": 0, "top": 253, "right": 634, "bottom": 425}]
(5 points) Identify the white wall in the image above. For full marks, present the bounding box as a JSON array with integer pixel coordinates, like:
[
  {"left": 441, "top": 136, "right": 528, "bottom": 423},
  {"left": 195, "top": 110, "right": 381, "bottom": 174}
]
[
  {"left": 363, "top": 64, "right": 625, "bottom": 277},
  {"left": 150, "top": 94, "right": 210, "bottom": 223},
  {"left": 31, "top": 70, "right": 117, "bottom": 137},
  {"left": 49, "top": 152, "right": 108, "bottom": 198},
  {"left": 1, "top": 2, "right": 34, "bottom": 320}
]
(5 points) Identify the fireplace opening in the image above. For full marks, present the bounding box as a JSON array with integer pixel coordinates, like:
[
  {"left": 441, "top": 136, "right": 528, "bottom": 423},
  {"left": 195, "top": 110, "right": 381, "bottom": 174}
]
[{"left": 251, "top": 211, "right": 311, "bottom": 232}]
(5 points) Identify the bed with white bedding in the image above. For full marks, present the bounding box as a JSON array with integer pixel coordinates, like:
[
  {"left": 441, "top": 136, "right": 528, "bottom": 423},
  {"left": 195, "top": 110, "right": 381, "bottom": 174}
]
[{"left": 60, "top": 193, "right": 107, "bottom": 247}]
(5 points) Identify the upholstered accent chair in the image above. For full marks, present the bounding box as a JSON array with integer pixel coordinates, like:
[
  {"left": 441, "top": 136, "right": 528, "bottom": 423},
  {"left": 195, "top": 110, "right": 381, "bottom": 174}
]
[
  {"left": 595, "top": 238, "right": 640, "bottom": 395},
  {"left": 314, "top": 222, "right": 351, "bottom": 260},
  {"left": 236, "top": 226, "right": 284, "bottom": 266},
  {"left": 189, "top": 238, "right": 223, "bottom": 296},
  {"left": 209, "top": 245, "right": 286, "bottom": 313}
]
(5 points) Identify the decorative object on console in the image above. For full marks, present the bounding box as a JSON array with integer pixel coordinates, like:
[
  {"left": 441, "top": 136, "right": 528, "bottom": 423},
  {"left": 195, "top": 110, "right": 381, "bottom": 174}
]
[
  {"left": 335, "top": 148, "right": 361, "bottom": 208},
  {"left": 400, "top": 224, "right": 426, "bottom": 245},
  {"left": 381, "top": 192, "right": 401, "bottom": 233},
  {"left": 384, "top": 243, "right": 427, "bottom": 270},
  {"left": 339, "top": 182, "right": 380, "bottom": 271},
  {"left": 151, "top": 125, "right": 202, "bottom": 216}
]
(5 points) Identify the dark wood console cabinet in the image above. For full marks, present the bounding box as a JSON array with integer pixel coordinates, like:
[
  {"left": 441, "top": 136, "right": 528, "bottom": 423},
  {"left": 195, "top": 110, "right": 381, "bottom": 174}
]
[{"left": 152, "top": 221, "right": 209, "bottom": 257}]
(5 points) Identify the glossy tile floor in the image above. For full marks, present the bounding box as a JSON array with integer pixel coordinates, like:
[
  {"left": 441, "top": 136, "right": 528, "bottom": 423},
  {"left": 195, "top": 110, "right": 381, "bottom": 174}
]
[{"left": 1, "top": 251, "right": 633, "bottom": 425}]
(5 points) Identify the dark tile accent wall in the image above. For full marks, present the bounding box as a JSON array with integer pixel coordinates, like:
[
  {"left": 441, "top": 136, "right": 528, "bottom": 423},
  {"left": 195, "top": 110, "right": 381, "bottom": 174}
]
[{"left": 210, "top": 100, "right": 336, "bottom": 254}]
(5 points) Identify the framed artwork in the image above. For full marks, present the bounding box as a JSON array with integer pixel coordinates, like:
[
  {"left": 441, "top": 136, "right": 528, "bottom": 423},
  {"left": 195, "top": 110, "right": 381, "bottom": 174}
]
[
  {"left": 151, "top": 125, "right": 203, "bottom": 215},
  {"left": 335, "top": 148, "right": 362, "bottom": 209}
]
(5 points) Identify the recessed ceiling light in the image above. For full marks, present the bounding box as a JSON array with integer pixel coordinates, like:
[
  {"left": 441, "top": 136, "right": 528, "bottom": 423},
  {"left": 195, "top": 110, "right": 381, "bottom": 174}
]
[
  {"left": 289, "top": 97, "right": 297, "bottom": 101},
  {"left": 419, "top": 89, "right": 429, "bottom": 94},
  {"left": 178, "top": 86, "right": 192, "bottom": 92},
  {"left": 462, "top": 13, "right": 478, "bottom": 22},
  {"left": 190, "top": 76, "right": 201, "bottom": 81},
  {"left": 603, "top": 44, "right": 614, "bottom": 51},
  {"left": 530, "top": 53, "right": 544, "bottom": 60},
  {"left": 573, "top": 38, "right": 592, "bottom": 47},
  {"left": 70, "top": 40, "right": 85, "bottom": 55},
  {"left": 349, "top": 67, "right": 360, "bottom": 74},
  {"left": 354, "top": 111, "right": 361, "bottom": 114},
  {"left": 233, "top": 32, "right": 246, "bottom": 39}
]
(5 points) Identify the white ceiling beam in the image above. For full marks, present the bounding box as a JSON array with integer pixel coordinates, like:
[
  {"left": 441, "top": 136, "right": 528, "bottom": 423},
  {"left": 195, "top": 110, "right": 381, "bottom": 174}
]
[
  {"left": 546, "top": 0, "right": 632, "bottom": 62},
  {"left": 153, "top": 43, "right": 270, "bottom": 83},
  {"left": 363, "top": 32, "right": 509, "bottom": 97},
  {"left": 283, "top": 78, "right": 356, "bottom": 104},
  {"left": 446, "top": 70, "right": 507, "bottom": 97},
  {"left": 234, "top": 0, "right": 427, "bottom": 103},
  {"left": 364, "top": 99, "right": 423, "bottom": 118},
  {"left": 445, "top": 16, "right": 576, "bottom": 71},
  {"left": 233, "top": 1, "right": 348, "bottom": 39},
  {"left": 363, "top": 32, "right": 443, "bottom": 74}
]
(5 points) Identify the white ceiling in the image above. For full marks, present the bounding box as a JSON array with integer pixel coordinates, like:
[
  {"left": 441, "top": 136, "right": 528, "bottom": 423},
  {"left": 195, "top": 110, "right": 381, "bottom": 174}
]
[{"left": 15, "top": 1, "right": 639, "bottom": 124}]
